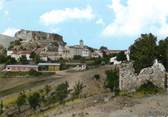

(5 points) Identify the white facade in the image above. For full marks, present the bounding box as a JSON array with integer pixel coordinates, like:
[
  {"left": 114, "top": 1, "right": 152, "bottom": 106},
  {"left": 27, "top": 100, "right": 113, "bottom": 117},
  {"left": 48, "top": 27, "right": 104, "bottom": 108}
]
[
  {"left": 7, "top": 50, "right": 31, "bottom": 61},
  {"left": 69, "top": 40, "right": 91, "bottom": 58},
  {"left": 110, "top": 57, "right": 121, "bottom": 65}
]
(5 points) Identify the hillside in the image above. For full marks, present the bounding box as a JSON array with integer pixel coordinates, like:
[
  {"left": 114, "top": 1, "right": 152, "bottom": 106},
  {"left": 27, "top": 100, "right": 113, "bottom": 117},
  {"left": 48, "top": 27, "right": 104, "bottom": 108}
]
[{"left": 0, "top": 34, "right": 16, "bottom": 48}]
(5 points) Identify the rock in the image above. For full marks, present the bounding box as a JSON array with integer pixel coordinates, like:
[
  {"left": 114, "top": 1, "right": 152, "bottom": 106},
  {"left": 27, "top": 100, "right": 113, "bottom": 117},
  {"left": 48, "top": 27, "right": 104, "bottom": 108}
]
[
  {"left": 119, "top": 62, "right": 166, "bottom": 91},
  {"left": 13, "top": 29, "right": 66, "bottom": 50}
]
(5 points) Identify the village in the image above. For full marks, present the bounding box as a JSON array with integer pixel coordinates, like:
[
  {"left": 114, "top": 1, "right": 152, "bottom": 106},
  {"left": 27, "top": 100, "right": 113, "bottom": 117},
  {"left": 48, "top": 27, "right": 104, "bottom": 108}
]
[{"left": 0, "top": 29, "right": 129, "bottom": 73}]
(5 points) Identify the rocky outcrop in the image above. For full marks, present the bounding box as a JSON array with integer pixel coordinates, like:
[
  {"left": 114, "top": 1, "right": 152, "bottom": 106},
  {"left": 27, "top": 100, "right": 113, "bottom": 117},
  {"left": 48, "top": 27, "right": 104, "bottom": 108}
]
[
  {"left": 12, "top": 29, "right": 65, "bottom": 50},
  {"left": 119, "top": 61, "right": 167, "bottom": 92}
]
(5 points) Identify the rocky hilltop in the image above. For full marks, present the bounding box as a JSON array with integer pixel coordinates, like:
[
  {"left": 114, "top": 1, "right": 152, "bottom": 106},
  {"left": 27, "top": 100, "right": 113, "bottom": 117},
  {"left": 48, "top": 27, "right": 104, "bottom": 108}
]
[{"left": 10, "top": 29, "right": 66, "bottom": 50}]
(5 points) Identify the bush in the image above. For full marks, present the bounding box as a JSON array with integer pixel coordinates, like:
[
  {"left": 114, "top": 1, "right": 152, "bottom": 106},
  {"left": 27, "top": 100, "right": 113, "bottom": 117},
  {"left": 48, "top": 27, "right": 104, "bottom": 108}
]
[
  {"left": 104, "top": 69, "right": 119, "bottom": 93},
  {"left": 72, "top": 81, "right": 84, "bottom": 99},
  {"left": 116, "top": 51, "right": 127, "bottom": 61},
  {"left": 28, "top": 69, "right": 41, "bottom": 76},
  {"left": 136, "top": 81, "right": 162, "bottom": 95},
  {"left": 28, "top": 92, "right": 41, "bottom": 110},
  {"left": 54, "top": 81, "right": 70, "bottom": 104},
  {"left": 73, "top": 55, "right": 82, "bottom": 60},
  {"left": 16, "top": 92, "right": 27, "bottom": 112},
  {"left": 0, "top": 100, "right": 3, "bottom": 114},
  {"left": 94, "top": 74, "right": 100, "bottom": 80}
]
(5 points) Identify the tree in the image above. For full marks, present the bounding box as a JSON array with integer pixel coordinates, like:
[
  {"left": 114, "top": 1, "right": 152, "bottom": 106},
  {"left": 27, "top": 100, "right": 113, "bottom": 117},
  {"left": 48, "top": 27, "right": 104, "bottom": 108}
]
[
  {"left": 16, "top": 92, "right": 27, "bottom": 112},
  {"left": 116, "top": 51, "right": 127, "bottom": 61},
  {"left": 28, "top": 92, "right": 41, "bottom": 110},
  {"left": 5, "top": 56, "right": 17, "bottom": 64},
  {"left": 30, "top": 52, "right": 41, "bottom": 64},
  {"left": 130, "top": 33, "right": 157, "bottom": 73},
  {"left": 100, "top": 46, "right": 108, "bottom": 50},
  {"left": 19, "top": 55, "right": 28, "bottom": 64},
  {"left": 72, "top": 81, "right": 84, "bottom": 98},
  {"left": 157, "top": 38, "right": 168, "bottom": 71},
  {"left": 54, "top": 81, "right": 70, "bottom": 104}
]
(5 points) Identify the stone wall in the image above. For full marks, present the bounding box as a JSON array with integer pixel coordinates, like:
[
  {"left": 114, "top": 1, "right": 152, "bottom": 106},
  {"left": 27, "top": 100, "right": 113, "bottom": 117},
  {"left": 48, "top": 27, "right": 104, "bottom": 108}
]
[{"left": 119, "top": 62, "right": 167, "bottom": 92}]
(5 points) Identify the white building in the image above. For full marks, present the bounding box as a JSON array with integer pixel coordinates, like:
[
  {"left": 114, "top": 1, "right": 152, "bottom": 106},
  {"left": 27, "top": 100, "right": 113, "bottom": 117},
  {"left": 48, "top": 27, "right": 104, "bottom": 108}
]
[
  {"left": 110, "top": 57, "right": 122, "bottom": 65},
  {"left": 7, "top": 50, "right": 31, "bottom": 61},
  {"left": 70, "top": 40, "right": 91, "bottom": 58}
]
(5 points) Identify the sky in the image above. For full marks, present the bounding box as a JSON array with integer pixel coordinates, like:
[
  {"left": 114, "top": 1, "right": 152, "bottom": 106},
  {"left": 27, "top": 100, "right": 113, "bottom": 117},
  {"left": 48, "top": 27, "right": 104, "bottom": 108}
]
[{"left": 0, "top": 0, "right": 168, "bottom": 50}]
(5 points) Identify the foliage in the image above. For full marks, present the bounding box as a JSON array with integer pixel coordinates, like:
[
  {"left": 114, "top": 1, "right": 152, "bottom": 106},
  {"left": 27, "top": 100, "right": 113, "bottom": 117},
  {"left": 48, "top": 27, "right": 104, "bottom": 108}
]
[
  {"left": 8, "top": 40, "right": 22, "bottom": 50},
  {"left": 130, "top": 33, "right": 157, "bottom": 73},
  {"left": 54, "top": 81, "right": 70, "bottom": 104},
  {"left": 28, "top": 92, "right": 41, "bottom": 110},
  {"left": 0, "top": 100, "right": 3, "bottom": 114},
  {"left": 44, "top": 85, "right": 51, "bottom": 95},
  {"left": 72, "top": 81, "right": 84, "bottom": 98},
  {"left": 157, "top": 38, "right": 168, "bottom": 71},
  {"left": 19, "top": 55, "right": 28, "bottom": 64},
  {"left": 104, "top": 69, "right": 119, "bottom": 93},
  {"left": 93, "top": 56, "right": 110, "bottom": 65},
  {"left": 73, "top": 55, "right": 82, "bottom": 60},
  {"left": 16, "top": 92, "right": 27, "bottom": 112},
  {"left": 28, "top": 69, "right": 41, "bottom": 76},
  {"left": 136, "top": 81, "right": 162, "bottom": 95},
  {"left": 100, "top": 46, "right": 108, "bottom": 50},
  {"left": 116, "top": 51, "right": 127, "bottom": 61},
  {"left": 30, "top": 52, "right": 41, "bottom": 64},
  {"left": 0, "top": 55, "right": 7, "bottom": 64},
  {"left": 94, "top": 74, "right": 100, "bottom": 80},
  {"left": 5, "top": 56, "right": 17, "bottom": 64}
]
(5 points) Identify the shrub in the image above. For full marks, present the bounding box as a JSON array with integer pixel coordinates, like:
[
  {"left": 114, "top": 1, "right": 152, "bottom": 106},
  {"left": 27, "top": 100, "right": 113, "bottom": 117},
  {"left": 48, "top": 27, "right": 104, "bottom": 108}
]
[
  {"left": 72, "top": 81, "right": 84, "bottom": 99},
  {"left": 104, "top": 69, "right": 119, "bottom": 93},
  {"left": 54, "top": 81, "right": 70, "bottom": 104},
  {"left": 94, "top": 74, "right": 100, "bottom": 80},
  {"left": 28, "top": 69, "right": 41, "bottom": 76},
  {"left": 116, "top": 51, "right": 127, "bottom": 61},
  {"left": 16, "top": 92, "right": 27, "bottom": 112},
  {"left": 0, "top": 100, "right": 3, "bottom": 114},
  {"left": 73, "top": 55, "right": 82, "bottom": 60},
  {"left": 28, "top": 92, "right": 41, "bottom": 110},
  {"left": 136, "top": 81, "right": 162, "bottom": 95}
]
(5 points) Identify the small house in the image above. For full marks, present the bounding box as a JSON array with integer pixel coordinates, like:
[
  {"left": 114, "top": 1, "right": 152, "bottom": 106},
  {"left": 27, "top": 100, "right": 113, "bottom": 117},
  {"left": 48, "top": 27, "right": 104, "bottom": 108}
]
[{"left": 38, "top": 63, "right": 60, "bottom": 72}]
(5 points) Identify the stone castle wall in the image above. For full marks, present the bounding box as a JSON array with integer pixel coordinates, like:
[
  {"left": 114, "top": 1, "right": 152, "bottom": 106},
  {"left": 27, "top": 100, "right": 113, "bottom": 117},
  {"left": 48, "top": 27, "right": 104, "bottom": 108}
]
[{"left": 119, "top": 62, "right": 167, "bottom": 92}]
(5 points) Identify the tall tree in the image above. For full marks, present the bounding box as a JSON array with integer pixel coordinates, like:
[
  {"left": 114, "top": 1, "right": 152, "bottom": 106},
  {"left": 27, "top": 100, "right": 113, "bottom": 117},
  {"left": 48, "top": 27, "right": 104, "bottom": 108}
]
[
  {"left": 157, "top": 38, "right": 168, "bottom": 71},
  {"left": 130, "top": 33, "right": 157, "bottom": 73}
]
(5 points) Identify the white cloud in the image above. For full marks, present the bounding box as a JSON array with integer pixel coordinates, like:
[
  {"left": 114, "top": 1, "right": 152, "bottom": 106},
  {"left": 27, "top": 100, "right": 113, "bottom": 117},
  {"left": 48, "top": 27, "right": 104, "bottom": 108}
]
[
  {"left": 0, "top": 0, "right": 4, "bottom": 10},
  {"left": 40, "top": 5, "right": 94, "bottom": 26},
  {"left": 102, "top": 0, "right": 168, "bottom": 38},
  {"left": 96, "top": 18, "right": 105, "bottom": 25},
  {"left": 2, "top": 28, "right": 20, "bottom": 37}
]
